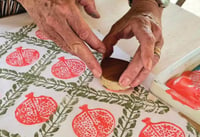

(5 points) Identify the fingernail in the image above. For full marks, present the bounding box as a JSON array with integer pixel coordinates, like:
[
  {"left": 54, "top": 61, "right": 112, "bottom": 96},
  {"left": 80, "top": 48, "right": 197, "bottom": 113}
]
[
  {"left": 91, "top": 13, "right": 100, "bottom": 18},
  {"left": 120, "top": 78, "right": 131, "bottom": 87},
  {"left": 92, "top": 69, "right": 101, "bottom": 78}
]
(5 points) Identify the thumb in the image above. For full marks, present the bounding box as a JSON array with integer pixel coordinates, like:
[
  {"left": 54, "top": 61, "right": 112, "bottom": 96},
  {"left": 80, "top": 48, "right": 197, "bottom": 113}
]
[
  {"left": 103, "top": 33, "right": 119, "bottom": 58},
  {"left": 78, "top": 0, "right": 100, "bottom": 18}
]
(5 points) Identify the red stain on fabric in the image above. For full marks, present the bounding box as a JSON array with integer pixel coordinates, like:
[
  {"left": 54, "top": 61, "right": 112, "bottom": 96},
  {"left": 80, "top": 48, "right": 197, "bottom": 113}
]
[
  {"left": 35, "top": 30, "right": 49, "bottom": 40},
  {"left": 15, "top": 92, "right": 57, "bottom": 125},
  {"left": 166, "top": 71, "right": 200, "bottom": 109},
  {"left": 72, "top": 104, "right": 115, "bottom": 137},
  {"left": 139, "top": 117, "right": 185, "bottom": 137},
  {"left": 6, "top": 47, "right": 40, "bottom": 67},
  {"left": 51, "top": 57, "right": 86, "bottom": 79}
]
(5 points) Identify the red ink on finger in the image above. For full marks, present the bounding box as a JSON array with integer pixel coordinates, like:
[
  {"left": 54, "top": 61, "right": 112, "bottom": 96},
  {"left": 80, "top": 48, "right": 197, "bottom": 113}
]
[
  {"left": 72, "top": 104, "right": 115, "bottom": 137},
  {"left": 51, "top": 57, "right": 86, "bottom": 79},
  {"left": 139, "top": 118, "right": 185, "bottom": 137},
  {"left": 35, "top": 30, "right": 49, "bottom": 40},
  {"left": 6, "top": 47, "right": 40, "bottom": 67},
  {"left": 166, "top": 70, "right": 200, "bottom": 109},
  {"left": 15, "top": 92, "right": 57, "bottom": 125}
]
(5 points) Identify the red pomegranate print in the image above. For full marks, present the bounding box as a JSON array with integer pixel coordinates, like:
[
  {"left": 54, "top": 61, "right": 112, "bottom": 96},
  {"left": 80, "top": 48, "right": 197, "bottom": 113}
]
[
  {"left": 35, "top": 30, "right": 49, "bottom": 40},
  {"left": 139, "top": 117, "right": 185, "bottom": 137},
  {"left": 72, "top": 104, "right": 115, "bottom": 137},
  {"left": 6, "top": 47, "right": 40, "bottom": 67},
  {"left": 15, "top": 92, "right": 57, "bottom": 125},
  {"left": 51, "top": 57, "right": 86, "bottom": 79},
  {"left": 166, "top": 70, "right": 200, "bottom": 109}
]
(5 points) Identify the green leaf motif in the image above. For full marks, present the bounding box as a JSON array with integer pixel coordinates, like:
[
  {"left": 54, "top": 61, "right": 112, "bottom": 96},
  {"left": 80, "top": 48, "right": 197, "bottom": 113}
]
[
  {"left": 71, "top": 85, "right": 132, "bottom": 107},
  {"left": 0, "top": 130, "right": 21, "bottom": 137},
  {"left": 0, "top": 82, "right": 29, "bottom": 116},
  {"left": 112, "top": 104, "right": 140, "bottom": 137},
  {"left": 0, "top": 40, "right": 16, "bottom": 58},
  {"left": 33, "top": 76, "right": 74, "bottom": 92},
  {"left": 21, "top": 36, "right": 62, "bottom": 52},
  {"left": 0, "top": 69, "right": 24, "bottom": 82},
  {"left": 186, "top": 122, "right": 200, "bottom": 137},
  {"left": 0, "top": 24, "right": 36, "bottom": 58},
  {"left": 36, "top": 97, "right": 78, "bottom": 137},
  {"left": 28, "top": 50, "right": 59, "bottom": 76},
  {"left": 125, "top": 130, "right": 133, "bottom": 137},
  {"left": 34, "top": 132, "right": 39, "bottom": 137}
]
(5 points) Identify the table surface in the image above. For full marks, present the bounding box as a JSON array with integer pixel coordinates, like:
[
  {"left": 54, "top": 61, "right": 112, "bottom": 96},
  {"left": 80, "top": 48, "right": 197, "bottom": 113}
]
[{"left": 0, "top": 1, "right": 200, "bottom": 137}]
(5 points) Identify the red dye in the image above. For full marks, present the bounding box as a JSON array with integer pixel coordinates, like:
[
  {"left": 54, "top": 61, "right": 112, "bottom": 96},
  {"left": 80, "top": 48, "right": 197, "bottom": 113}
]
[
  {"left": 72, "top": 104, "right": 115, "bottom": 137},
  {"left": 51, "top": 57, "right": 86, "bottom": 79},
  {"left": 15, "top": 92, "right": 57, "bottom": 125},
  {"left": 139, "top": 117, "right": 185, "bottom": 137},
  {"left": 6, "top": 47, "right": 39, "bottom": 67},
  {"left": 35, "top": 30, "right": 49, "bottom": 40},
  {"left": 166, "top": 71, "right": 200, "bottom": 109}
]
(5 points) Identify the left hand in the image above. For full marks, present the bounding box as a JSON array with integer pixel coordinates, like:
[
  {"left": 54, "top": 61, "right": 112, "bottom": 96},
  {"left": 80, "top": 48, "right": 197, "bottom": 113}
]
[{"left": 103, "top": 0, "right": 164, "bottom": 87}]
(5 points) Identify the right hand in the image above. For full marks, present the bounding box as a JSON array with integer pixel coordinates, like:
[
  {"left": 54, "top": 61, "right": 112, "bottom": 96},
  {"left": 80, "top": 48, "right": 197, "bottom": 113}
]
[{"left": 17, "top": 0, "right": 106, "bottom": 77}]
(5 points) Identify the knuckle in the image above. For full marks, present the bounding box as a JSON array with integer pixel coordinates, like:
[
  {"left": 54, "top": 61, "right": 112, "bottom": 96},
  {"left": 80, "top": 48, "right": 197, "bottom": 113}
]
[
  {"left": 143, "top": 69, "right": 150, "bottom": 75},
  {"left": 153, "top": 24, "right": 162, "bottom": 37},
  {"left": 145, "top": 34, "right": 156, "bottom": 44},
  {"left": 155, "top": 25, "right": 162, "bottom": 33},
  {"left": 133, "top": 17, "right": 148, "bottom": 26},
  {"left": 45, "top": 16, "right": 55, "bottom": 26},
  {"left": 110, "top": 22, "right": 119, "bottom": 32},
  {"left": 59, "top": 44, "right": 75, "bottom": 55},
  {"left": 78, "top": 30, "right": 89, "bottom": 40},
  {"left": 130, "top": 65, "right": 141, "bottom": 73},
  {"left": 69, "top": 42, "right": 82, "bottom": 55},
  {"left": 79, "top": 0, "right": 95, "bottom": 7}
]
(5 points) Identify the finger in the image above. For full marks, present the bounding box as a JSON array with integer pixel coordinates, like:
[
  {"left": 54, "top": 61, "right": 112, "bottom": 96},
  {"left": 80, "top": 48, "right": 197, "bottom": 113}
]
[
  {"left": 103, "top": 33, "right": 118, "bottom": 58},
  {"left": 62, "top": 28, "right": 102, "bottom": 78},
  {"left": 119, "top": 48, "right": 143, "bottom": 87},
  {"left": 117, "top": 25, "right": 134, "bottom": 39},
  {"left": 61, "top": 30, "right": 102, "bottom": 78},
  {"left": 132, "top": 23, "right": 155, "bottom": 71},
  {"left": 78, "top": 0, "right": 100, "bottom": 18},
  {"left": 67, "top": 8, "right": 106, "bottom": 54},
  {"left": 130, "top": 68, "right": 150, "bottom": 87},
  {"left": 68, "top": 42, "right": 102, "bottom": 78},
  {"left": 131, "top": 40, "right": 164, "bottom": 87},
  {"left": 102, "top": 25, "right": 132, "bottom": 58},
  {"left": 46, "top": 15, "right": 102, "bottom": 77},
  {"left": 151, "top": 23, "right": 162, "bottom": 40}
]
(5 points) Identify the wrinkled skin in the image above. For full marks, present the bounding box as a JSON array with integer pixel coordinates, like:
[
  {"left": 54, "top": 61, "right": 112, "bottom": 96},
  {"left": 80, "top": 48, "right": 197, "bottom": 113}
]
[
  {"left": 103, "top": 0, "right": 163, "bottom": 87},
  {"left": 17, "top": 0, "right": 163, "bottom": 88}
]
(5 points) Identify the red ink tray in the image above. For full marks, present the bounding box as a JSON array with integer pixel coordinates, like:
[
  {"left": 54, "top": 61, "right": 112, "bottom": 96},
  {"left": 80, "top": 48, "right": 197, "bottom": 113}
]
[{"left": 150, "top": 47, "right": 200, "bottom": 125}]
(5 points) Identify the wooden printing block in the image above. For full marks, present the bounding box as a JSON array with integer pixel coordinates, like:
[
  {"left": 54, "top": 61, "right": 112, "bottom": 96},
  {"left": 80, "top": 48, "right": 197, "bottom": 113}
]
[{"left": 100, "top": 57, "right": 131, "bottom": 91}]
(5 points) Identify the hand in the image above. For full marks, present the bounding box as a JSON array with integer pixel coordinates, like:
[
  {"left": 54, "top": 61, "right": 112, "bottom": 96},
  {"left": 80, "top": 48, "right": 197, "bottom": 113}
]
[
  {"left": 17, "top": 0, "right": 106, "bottom": 77},
  {"left": 103, "top": 0, "right": 164, "bottom": 87}
]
